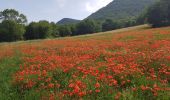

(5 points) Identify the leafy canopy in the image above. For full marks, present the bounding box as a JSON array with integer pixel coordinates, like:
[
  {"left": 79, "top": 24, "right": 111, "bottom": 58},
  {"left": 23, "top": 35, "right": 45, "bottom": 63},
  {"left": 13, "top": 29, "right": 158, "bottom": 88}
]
[
  {"left": 0, "top": 9, "right": 27, "bottom": 24},
  {"left": 0, "top": 20, "right": 25, "bottom": 42}
]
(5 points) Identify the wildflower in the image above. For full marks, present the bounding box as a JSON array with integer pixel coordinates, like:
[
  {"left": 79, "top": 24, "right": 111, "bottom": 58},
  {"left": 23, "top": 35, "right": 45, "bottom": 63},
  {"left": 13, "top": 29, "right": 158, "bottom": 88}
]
[
  {"left": 69, "top": 83, "right": 75, "bottom": 88},
  {"left": 95, "top": 82, "right": 100, "bottom": 88},
  {"left": 78, "top": 91, "right": 86, "bottom": 97},
  {"left": 114, "top": 92, "right": 121, "bottom": 100},
  {"left": 49, "top": 93, "right": 55, "bottom": 100},
  {"left": 113, "top": 79, "right": 118, "bottom": 86},
  {"left": 132, "top": 87, "right": 137, "bottom": 91},
  {"left": 140, "top": 85, "right": 149, "bottom": 91},
  {"left": 88, "top": 90, "right": 93, "bottom": 94},
  {"left": 127, "top": 80, "right": 131, "bottom": 83},
  {"left": 42, "top": 70, "right": 47, "bottom": 76},
  {"left": 48, "top": 83, "right": 54, "bottom": 88},
  {"left": 153, "top": 84, "right": 160, "bottom": 91},
  {"left": 107, "top": 75, "right": 113, "bottom": 79},
  {"left": 73, "top": 85, "right": 80, "bottom": 93},
  {"left": 55, "top": 83, "right": 60, "bottom": 88},
  {"left": 95, "top": 89, "right": 100, "bottom": 93},
  {"left": 121, "top": 81, "right": 126, "bottom": 86}
]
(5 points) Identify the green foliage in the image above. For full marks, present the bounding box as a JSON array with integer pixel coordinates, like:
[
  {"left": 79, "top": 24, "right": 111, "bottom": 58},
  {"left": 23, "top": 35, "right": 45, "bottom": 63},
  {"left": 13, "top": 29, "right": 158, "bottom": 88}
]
[
  {"left": 123, "top": 19, "right": 137, "bottom": 27},
  {"left": 24, "top": 21, "right": 52, "bottom": 40},
  {"left": 37, "top": 21, "right": 53, "bottom": 38},
  {"left": 147, "top": 2, "right": 165, "bottom": 27},
  {"left": 24, "top": 22, "right": 37, "bottom": 40},
  {"left": 58, "top": 25, "right": 72, "bottom": 37},
  {"left": 0, "top": 20, "right": 25, "bottom": 42},
  {"left": 50, "top": 22, "right": 60, "bottom": 37},
  {"left": 102, "top": 19, "right": 119, "bottom": 31},
  {"left": 0, "top": 9, "right": 27, "bottom": 24},
  {"left": 136, "top": 10, "right": 148, "bottom": 25},
  {"left": 69, "top": 24, "right": 77, "bottom": 36},
  {"left": 76, "top": 19, "right": 101, "bottom": 35},
  {"left": 146, "top": 0, "right": 170, "bottom": 27}
]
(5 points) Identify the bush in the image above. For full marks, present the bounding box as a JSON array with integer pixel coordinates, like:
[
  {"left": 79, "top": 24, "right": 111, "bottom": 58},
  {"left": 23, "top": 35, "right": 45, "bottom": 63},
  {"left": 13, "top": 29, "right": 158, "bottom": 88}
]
[
  {"left": 76, "top": 19, "right": 101, "bottom": 35},
  {"left": 51, "top": 22, "right": 60, "bottom": 37},
  {"left": 0, "top": 20, "right": 25, "bottom": 42},
  {"left": 102, "top": 19, "right": 119, "bottom": 31},
  {"left": 58, "top": 25, "right": 72, "bottom": 37},
  {"left": 146, "top": 0, "right": 170, "bottom": 27},
  {"left": 24, "top": 21, "right": 52, "bottom": 40}
]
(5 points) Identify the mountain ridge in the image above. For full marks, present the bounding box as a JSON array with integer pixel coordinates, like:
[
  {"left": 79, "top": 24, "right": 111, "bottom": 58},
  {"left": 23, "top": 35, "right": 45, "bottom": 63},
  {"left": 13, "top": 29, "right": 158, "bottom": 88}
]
[
  {"left": 87, "top": 0, "right": 158, "bottom": 20},
  {"left": 57, "top": 18, "right": 81, "bottom": 25}
]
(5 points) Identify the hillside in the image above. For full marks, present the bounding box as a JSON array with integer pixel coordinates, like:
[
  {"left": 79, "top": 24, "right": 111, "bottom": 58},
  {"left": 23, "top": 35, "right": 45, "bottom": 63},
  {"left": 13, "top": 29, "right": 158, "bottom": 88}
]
[
  {"left": 57, "top": 18, "right": 81, "bottom": 25},
  {"left": 0, "top": 25, "right": 170, "bottom": 99},
  {"left": 87, "top": 0, "right": 157, "bottom": 20}
]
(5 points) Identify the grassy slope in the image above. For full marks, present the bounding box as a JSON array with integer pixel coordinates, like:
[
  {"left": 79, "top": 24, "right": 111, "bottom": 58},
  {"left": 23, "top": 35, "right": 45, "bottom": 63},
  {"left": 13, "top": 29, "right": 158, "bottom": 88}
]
[{"left": 0, "top": 25, "right": 170, "bottom": 99}]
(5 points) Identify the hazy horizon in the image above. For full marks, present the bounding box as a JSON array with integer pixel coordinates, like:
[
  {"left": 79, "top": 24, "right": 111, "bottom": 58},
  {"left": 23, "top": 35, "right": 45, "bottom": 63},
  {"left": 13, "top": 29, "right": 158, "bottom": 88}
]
[{"left": 0, "top": 0, "right": 113, "bottom": 23}]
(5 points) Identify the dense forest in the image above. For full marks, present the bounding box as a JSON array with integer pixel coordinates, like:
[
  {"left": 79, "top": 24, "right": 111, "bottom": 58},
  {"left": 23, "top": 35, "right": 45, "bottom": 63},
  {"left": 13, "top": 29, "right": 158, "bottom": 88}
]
[{"left": 0, "top": 0, "right": 170, "bottom": 42}]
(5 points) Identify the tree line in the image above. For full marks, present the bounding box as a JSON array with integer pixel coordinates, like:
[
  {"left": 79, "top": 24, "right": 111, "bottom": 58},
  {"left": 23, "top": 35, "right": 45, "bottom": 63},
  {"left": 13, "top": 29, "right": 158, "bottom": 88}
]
[
  {"left": 0, "top": 0, "right": 170, "bottom": 42},
  {"left": 0, "top": 9, "right": 139, "bottom": 42}
]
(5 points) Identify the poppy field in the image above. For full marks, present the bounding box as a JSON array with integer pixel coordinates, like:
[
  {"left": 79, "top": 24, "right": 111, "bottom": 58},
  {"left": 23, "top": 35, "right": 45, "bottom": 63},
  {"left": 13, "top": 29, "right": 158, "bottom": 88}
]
[{"left": 0, "top": 26, "right": 170, "bottom": 100}]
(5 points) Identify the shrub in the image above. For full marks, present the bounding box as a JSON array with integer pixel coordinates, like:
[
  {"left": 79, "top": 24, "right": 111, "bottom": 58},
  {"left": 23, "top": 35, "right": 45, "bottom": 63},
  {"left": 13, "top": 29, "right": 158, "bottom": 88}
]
[{"left": 0, "top": 20, "right": 25, "bottom": 42}]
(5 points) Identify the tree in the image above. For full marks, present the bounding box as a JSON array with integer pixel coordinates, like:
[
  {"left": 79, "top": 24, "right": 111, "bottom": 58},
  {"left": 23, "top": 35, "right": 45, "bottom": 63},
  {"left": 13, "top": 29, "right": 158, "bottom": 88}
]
[
  {"left": 146, "top": 0, "right": 170, "bottom": 27},
  {"left": 37, "top": 21, "right": 52, "bottom": 38},
  {"left": 102, "top": 19, "right": 118, "bottom": 31},
  {"left": 161, "top": 0, "right": 170, "bottom": 23},
  {"left": 136, "top": 11, "right": 148, "bottom": 25},
  {"left": 0, "top": 9, "right": 27, "bottom": 24},
  {"left": 24, "top": 21, "right": 52, "bottom": 40},
  {"left": 76, "top": 19, "right": 101, "bottom": 35},
  {"left": 124, "top": 19, "right": 137, "bottom": 27},
  {"left": 51, "top": 22, "right": 60, "bottom": 37},
  {"left": 0, "top": 12, "right": 3, "bottom": 20},
  {"left": 0, "top": 20, "right": 25, "bottom": 42},
  {"left": 58, "top": 25, "right": 72, "bottom": 37},
  {"left": 25, "top": 22, "right": 39, "bottom": 40},
  {"left": 147, "top": 3, "right": 164, "bottom": 27}
]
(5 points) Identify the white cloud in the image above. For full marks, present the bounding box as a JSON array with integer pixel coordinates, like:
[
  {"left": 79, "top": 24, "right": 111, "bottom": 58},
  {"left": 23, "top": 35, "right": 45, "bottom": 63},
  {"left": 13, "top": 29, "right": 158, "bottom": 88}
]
[{"left": 85, "top": 0, "right": 112, "bottom": 13}]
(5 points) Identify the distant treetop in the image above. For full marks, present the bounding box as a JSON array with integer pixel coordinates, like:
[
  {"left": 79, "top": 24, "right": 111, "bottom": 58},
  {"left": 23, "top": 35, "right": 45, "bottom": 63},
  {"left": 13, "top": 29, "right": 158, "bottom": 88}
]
[{"left": 0, "top": 9, "right": 27, "bottom": 24}]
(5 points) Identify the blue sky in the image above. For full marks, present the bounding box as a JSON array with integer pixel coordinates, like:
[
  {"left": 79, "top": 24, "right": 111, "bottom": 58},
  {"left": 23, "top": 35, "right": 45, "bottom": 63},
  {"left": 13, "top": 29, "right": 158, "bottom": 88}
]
[{"left": 0, "top": 0, "right": 113, "bottom": 22}]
